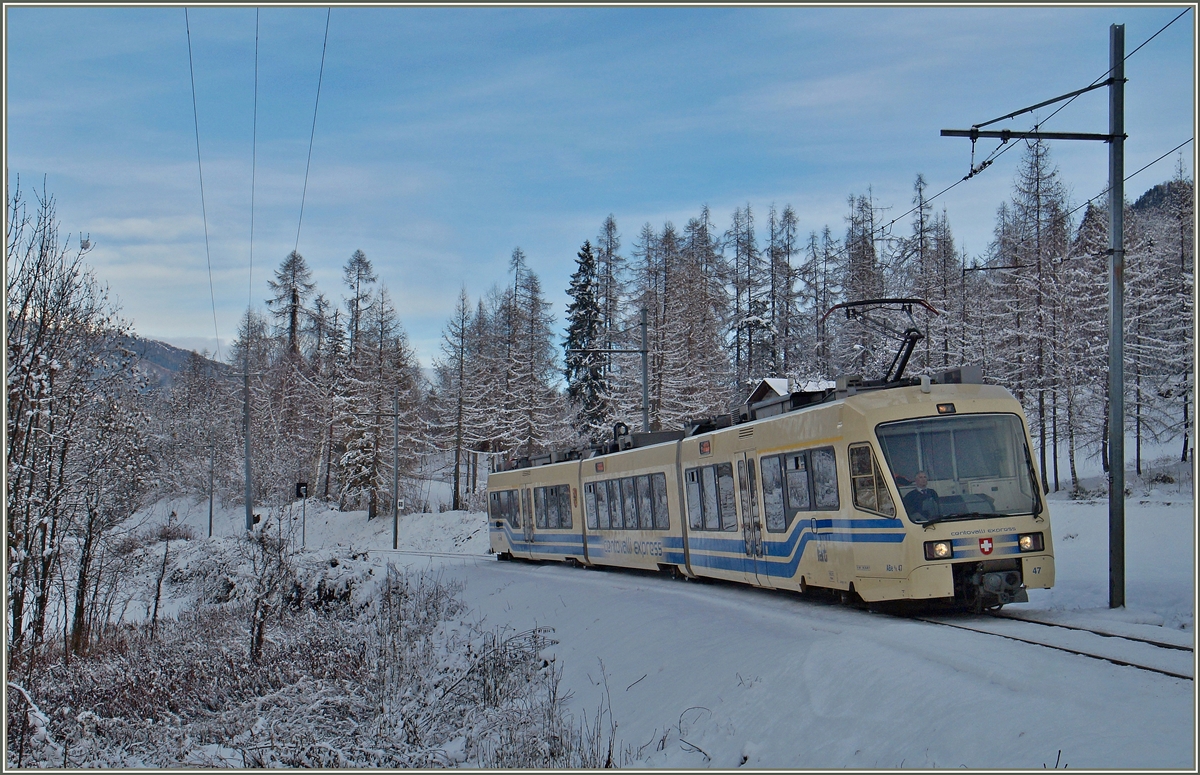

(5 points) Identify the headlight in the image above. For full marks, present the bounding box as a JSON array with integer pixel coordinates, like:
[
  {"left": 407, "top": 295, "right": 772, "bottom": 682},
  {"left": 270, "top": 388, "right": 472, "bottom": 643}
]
[
  {"left": 1018, "top": 532, "right": 1044, "bottom": 552},
  {"left": 924, "top": 540, "right": 953, "bottom": 560}
]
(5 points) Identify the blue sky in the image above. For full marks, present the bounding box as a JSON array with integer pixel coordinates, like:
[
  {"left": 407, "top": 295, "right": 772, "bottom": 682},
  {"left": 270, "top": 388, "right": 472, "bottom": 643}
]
[{"left": 5, "top": 5, "right": 1194, "bottom": 367}]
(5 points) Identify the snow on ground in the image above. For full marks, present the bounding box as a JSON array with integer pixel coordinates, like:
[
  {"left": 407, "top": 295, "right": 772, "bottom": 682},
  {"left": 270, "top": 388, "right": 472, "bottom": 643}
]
[{"left": 140, "top": 478, "right": 1195, "bottom": 769}]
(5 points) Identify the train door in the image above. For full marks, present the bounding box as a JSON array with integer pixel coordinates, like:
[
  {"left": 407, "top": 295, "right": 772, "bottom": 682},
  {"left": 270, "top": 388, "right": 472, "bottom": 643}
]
[
  {"left": 521, "top": 488, "right": 534, "bottom": 547},
  {"left": 737, "top": 452, "right": 765, "bottom": 585}
]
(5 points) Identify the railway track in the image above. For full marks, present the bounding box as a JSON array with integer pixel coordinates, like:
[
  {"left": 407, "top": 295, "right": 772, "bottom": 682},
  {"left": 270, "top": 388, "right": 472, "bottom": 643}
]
[
  {"left": 355, "top": 549, "right": 1194, "bottom": 681},
  {"left": 914, "top": 612, "right": 1194, "bottom": 680}
]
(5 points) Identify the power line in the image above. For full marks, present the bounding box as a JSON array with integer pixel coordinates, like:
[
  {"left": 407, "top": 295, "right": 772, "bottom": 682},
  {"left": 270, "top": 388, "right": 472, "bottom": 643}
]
[
  {"left": 294, "top": 8, "right": 331, "bottom": 254},
  {"left": 184, "top": 8, "right": 222, "bottom": 363},
  {"left": 966, "top": 8, "right": 1191, "bottom": 179},
  {"left": 880, "top": 11, "right": 1192, "bottom": 257}
]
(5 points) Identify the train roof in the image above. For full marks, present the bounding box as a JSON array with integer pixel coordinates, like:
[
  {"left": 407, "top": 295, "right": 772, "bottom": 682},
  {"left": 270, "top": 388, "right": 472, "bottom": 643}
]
[{"left": 495, "top": 364, "right": 987, "bottom": 473}]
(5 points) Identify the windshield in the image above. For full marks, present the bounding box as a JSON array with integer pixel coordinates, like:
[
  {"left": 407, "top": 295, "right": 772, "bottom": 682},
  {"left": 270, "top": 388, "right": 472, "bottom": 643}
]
[{"left": 875, "top": 413, "right": 1041, "bottom": 524}]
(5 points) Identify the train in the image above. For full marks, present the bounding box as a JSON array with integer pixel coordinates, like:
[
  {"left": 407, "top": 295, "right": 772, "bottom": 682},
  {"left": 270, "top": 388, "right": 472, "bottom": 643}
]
[{"left": 487, "top": 302, "right": 1054, "bottom": 612}]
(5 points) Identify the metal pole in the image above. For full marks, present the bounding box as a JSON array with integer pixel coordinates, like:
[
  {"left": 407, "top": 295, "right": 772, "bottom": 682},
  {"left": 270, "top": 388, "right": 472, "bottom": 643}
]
[
  {"left": 301, "top": 495, "right": 307, "bottom": 549},
  {"left": 1108, "top": 23, "right": 1125, "bottom": 609},
  {"left": 208, "top": 445, "right": 215, "bottom": 538},
  {"left": 393, "top": 391, "right": 400, "bottom": 551},
  {"left": 640, "top": 308, "right": 649, "bottom": 433},
  {"left": 243, "top": 353, "right": 253, "bottom": 532}
]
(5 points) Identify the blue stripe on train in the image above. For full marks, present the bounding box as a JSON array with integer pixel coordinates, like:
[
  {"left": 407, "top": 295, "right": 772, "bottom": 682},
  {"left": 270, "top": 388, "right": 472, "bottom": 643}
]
[{"left": 494, "top": 518, "right": 905, "bottom": 577}]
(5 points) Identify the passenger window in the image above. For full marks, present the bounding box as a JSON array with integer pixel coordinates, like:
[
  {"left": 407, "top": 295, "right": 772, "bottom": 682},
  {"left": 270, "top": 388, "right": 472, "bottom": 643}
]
[
  {"left": 811, "top": 448, "right": 840, "bottom": 510},
  {"left": 558, "top": 485, "right": 573, "bottom": 528},
  {"left": 489, "top": 492, "right": 500, "bottom": 519},
  {"left": 608, "top": 480, "right": 625, "bottom": 529},
  {"left": 520, "top": 489, "right": 530, "bottom": 529},
  {"left": 761, "top": 456, "right": 786, "bottom": 532},
  {"left": 636, "top": 475, "right": 654, "bottom": 529},
  {"left": 535, "top": 487, "right": 548, "bottom": 528},
  {"left": 785, "top": 453, "right": 811, "bottom": 511},
  {"left": 686, "top": 469, "right": 703, "bottom": 529},
  {"left": 584, "top": 484, "right": 598, "bottom": 529},
  {"left": 700, "top": 466, "right": 720, "bottom": 530},
  {"left": 651, "top": 473, "right": 670, "bottom": 529},
  {"left": 716, "top": 462, "right": 737, "bottom": 531},
  {"left": 595, "top": 479, "right": 610, "bottom": 528},
  {"left": 621, "top": 478, "right": 639, "bottom": 530}
]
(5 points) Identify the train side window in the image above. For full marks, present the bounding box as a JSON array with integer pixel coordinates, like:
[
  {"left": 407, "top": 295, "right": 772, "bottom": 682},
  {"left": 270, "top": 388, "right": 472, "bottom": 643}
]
[
  {"left": 849, "top": 445, "right": 897, "bottom": 517},
  {"left": 561, "top": 485, "right": 574, "bottom": 528},
  {"left": 621, "top": 478, "right": 639, "bottom": 530},
  {"left": 636, "top": 475, "right": 654, "bottom": 530},
  {"left": 811, "top": 447, "right": 840, "bottom": 510},
  {"left": 685, "top": 469, "right": 703, "bottom": 529},
  {"left": 520, "top": 489, "right": 530, "bottom": 529},
  {"left": 760, "top": 455, "right": 787, "bottom": 531},
  {"left": 716, "top": 462, "right": 737, "bottom": 531},
  {"left": 608, "top": 480, "right": 626, "bottom": 529},
  {"left": 700, "top": 466, "right": 720, "bottom": 530},
  {"left": 584, "top": 484, "right": 598, "bottom": 529},
  {"left": 534, "top": 487, "right": 548, "bottom": 529},
  {"left": 489, "top": 491, "right": 501, "bottom": 520},
  {"left": 595, "top": 479, "right": 611, "bottom": 529},
  {"left": 785, "top": 453, "right": 811, "bottom": 512},
  {"left": 551, "top": 485, "right": 563, "bottom": 528},
  {"left": 651, "top": 473, "right": 670, "bottom": 530}
]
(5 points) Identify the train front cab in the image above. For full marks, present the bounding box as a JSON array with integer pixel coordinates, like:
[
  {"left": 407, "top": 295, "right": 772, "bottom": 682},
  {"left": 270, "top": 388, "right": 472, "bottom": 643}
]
[{"left": 842, "top": 383, "right": 1055, "bottom": 610}]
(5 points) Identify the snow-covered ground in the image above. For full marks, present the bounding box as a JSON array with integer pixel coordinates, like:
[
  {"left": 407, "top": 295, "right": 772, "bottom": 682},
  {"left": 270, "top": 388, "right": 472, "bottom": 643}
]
[{"left": 149, "top": 472, "right": 1195, "bottom": 770}]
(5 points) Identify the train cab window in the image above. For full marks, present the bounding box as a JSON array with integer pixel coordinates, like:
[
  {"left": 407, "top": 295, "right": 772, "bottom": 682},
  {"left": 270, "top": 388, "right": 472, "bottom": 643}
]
[
  {"left": 490, "top": 490, "right": 521, "bottom": 527},
  {"left": 760, "top": 455, "right": 786, "bottom": 532},
  {"left": 651, "top": 473, "right": 670, "bottom": 529},
  {"left": 849, "top": 444, "right": 895, "bottom": 517},
  {"left": 508, "top": 491, "right": 521, "bottom": 528},
  {"left": 811, "top": 448, "right": 840, "bottom": 510}
]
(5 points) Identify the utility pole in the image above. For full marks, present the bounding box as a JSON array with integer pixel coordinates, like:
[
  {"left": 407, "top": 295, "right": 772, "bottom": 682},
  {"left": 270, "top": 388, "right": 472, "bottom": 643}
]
[
  {"left": 640, "top": 308, "right": 649, "bottom": 433},
  {"left": 393, "top": 390, "right": 400, "bottom": 551},
  {"left": 208, "top": 445, "right": 215, "bottom": 538},
  {"left": 942, "top": 23, "right": 1127, "bottom": 608},
  {"left": 1107, "top": 23, "right": 1125, "bottom": 609},
  {"left": 243, "top": 353, "right": 253, "bottom": 532}
]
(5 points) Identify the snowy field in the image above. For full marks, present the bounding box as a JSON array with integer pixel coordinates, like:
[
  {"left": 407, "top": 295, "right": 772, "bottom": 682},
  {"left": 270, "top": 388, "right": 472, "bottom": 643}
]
[{"left": 142, "top": 475, "right": 1196, "bottom": 770}]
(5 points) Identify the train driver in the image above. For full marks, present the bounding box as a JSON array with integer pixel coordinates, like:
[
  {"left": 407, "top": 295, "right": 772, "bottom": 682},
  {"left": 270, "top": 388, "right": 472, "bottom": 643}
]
[{"left": 902, "top": 471, "right": 940, "bottom": 520}]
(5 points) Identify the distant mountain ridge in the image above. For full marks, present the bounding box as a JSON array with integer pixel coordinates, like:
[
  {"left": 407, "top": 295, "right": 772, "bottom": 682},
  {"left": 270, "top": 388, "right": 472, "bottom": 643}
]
[{"left": 121, "top": 334, "right": 229, "bottom": 390}]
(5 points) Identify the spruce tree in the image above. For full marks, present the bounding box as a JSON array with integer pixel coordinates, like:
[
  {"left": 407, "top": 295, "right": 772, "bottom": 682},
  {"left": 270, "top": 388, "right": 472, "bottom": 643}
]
[{"left": 564, "top": 241, "right": 608, "bottom": 443}]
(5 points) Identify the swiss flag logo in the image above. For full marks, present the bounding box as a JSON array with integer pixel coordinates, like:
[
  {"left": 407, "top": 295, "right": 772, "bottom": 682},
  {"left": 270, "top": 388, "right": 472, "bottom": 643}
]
[{"left": 979, "top": 537, "right": 994, "bottom": 555}]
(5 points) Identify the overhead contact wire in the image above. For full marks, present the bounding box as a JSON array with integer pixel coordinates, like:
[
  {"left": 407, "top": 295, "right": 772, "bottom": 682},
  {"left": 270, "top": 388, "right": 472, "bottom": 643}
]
[
  {"left": 294, "top": 8, "right": 331, "bottom": 254},
  {"left": 185, "top": 8, "right": 222, "bottom": 362}
]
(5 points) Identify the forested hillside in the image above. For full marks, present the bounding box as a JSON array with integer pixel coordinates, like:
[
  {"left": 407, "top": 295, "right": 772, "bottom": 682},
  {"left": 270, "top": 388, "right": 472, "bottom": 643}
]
[{"left": 5, "top": 143, "right": 1192, "bottom": 666}]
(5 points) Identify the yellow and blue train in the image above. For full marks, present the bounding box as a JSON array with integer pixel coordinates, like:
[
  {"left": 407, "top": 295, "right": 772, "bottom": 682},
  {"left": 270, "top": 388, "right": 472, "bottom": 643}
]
[{"left": 487, "top": 362, "right": 1054, "bottom": 612}]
